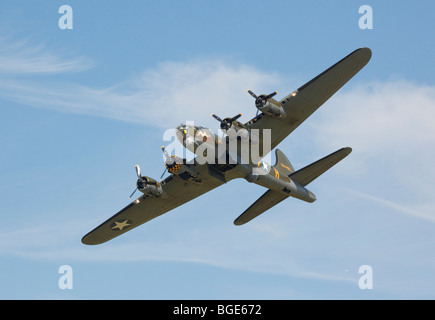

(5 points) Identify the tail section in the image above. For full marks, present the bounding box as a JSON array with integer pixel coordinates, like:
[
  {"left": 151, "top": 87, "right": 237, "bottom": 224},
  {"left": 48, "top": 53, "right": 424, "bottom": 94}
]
[
  {"left": 272, "top": 149, "right": 295, "bottom": 178},
  {"left": 290, "top": 147, "right": 352, "bottom": 186},
  {"left": 235, "top": 147, "right": 351, "bottom": 225}
]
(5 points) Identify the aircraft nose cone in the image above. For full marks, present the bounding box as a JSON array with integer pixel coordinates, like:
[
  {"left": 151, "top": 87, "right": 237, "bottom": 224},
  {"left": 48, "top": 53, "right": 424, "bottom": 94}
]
[
  {"left": 176, "top": 123, "right": 185, "bottom": 131},
  {"left": 175, "top": 124, "right": 186, "bottom": 146}
]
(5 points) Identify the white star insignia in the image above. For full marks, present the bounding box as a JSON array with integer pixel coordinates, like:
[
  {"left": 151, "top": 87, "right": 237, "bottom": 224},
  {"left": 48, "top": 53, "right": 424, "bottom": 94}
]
[{"left": 111, "top": 219, "right": 132, "bottom": 231}]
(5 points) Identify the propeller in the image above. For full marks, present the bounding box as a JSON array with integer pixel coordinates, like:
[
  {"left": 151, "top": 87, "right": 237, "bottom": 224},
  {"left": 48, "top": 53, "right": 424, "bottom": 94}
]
[
  {"left": 129, "top": 164, "right": 146, "bottom": 198},
  {"left": 247, "top": 90, "right": 277, "bottom": 115},
  {"left": 161, "top": 146, "right": 199, "bottom": 178},
  {"left": 129, "top": 187, "right": 138, "bottom": 199},
  {"left": 212, "top": 113, "right": 242, "bottom": 130},
  {"left": 160, "top": 146, "right": 170, "bottom": 178},
  {"left": 161, "top": 146, "right": 170, "bottom": 159},
  {"left": 161, "top": 146, "right": 183, "bottom": 177},
  {"left": 160, "top": 168, "right": 167, "bottom": 179},
  {"left": 135, "top": 164, "right": 141, "bottom": 178},
  {"left": 129, "top": 167, "right": 140, "bottom": 198}
]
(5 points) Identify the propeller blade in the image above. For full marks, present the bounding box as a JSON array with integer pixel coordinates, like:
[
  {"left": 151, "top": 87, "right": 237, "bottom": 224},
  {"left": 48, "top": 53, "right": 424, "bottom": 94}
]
[
  {"left": 211, "top": 114, "right": 223, "bottom": 122},
  {"left": 161, "top": 146, "right": 170, "bottom": 159},
  {"left": 265, "top": 91, "right": 277, "bottom": 99},
  {"left": 247, "top": 90, "right": 257, "bottom": 99},
  {"left": 160, "top": 168, "right": 167, "bottom": 179},
  {"left": 134, "top": 165, "right": 141, "bottom": 178},
  {"left": 230, "top": 113, "right": 242, "bottom": 122},
  {"left": 129, "top": 188, "right": 138, "bottom": 199}
]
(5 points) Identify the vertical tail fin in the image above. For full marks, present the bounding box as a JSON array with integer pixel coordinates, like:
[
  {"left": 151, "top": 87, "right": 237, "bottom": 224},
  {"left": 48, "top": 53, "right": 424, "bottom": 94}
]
[{"left": 272, "top": 149, "right": 295, "bottom": 177}]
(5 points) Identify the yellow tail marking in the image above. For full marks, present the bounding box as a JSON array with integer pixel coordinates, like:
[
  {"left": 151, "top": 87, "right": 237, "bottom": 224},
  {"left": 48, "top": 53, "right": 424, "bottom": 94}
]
[
  {"left": 280, "top": 163, "right": 292, "bottom": 172},
  {"left": 274, "top": 168, "right": 279, "bottom": 179}
]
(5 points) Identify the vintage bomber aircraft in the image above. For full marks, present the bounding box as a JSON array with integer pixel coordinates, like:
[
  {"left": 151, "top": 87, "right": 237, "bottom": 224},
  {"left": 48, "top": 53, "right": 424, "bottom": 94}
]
[{"left": 82, "top": 47, "right": 372, "bottom": 245}]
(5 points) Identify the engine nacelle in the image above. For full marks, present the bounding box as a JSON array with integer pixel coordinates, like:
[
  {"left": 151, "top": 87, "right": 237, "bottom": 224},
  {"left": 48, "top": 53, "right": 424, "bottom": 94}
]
[
  {"left": 163, "top": 155, "right": 198, "bottom": 177},
  {"left": 137, "top": 176, "right": 166, "bottom": 198},
  {"left": 258, "top": 100, "right": 287, "bottom": 118},
  {"left": 248, "top": 90, "right": 286, "bottom": 118},
  {"left": 165, "top": 155, "right": 183, "bottom": 174}
]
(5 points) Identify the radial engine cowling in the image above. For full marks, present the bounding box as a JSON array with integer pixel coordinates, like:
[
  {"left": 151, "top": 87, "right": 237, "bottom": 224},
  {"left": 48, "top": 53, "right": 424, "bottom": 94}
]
[
  {"left": 165, "top": 155, "right": 186, "bottom": 175},
  {"left": 137, "top": 176, "right": 165, "bottom": 198},
  {"left": 161, "top": 146, "right": 199, "bottom": 177},
  {"left": 258, "top": 100, "right": 287, "bottom": 117},
  {"left": 248, "top": 90, "right": 286, "bottom": 118}
]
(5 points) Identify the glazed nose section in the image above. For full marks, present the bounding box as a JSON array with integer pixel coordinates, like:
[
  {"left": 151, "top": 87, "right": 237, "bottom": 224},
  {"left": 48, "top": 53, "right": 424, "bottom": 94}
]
[
  {"left": 175, "top": 123, "right": 186, "bottom": 144},
  {"left": 176, "top": 123, "right": 186, "bottom": 132}
]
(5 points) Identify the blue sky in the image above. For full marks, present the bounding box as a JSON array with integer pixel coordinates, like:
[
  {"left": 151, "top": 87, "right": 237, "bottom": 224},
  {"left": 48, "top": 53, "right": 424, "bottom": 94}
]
[{"left": 0, "top": 1, "right": 434, "bottom": 299}]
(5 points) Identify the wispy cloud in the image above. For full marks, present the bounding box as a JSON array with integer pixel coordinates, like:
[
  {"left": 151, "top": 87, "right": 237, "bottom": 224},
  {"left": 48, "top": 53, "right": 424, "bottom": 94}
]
[
  {"left": 312, "top": 79, "right": 435, "bottom": 156},
  {"left": 2, "top": 51, "right": 435, "bottom": 225},
  {"left": 309, "top": 79, "right": 435, "bottom": 225},
  {"left": 2, "top": 41, "right": 435, "bottom": 296},
  {"left": 0, "top": 214, "right": 355, "bottom": 285},
  {"left": 346, "top": 188, "right": 435, "bottom": 223},
  {"left": 0, "top": 58, "right": 283, "bottom": 128},
  {"left": 0, "top": 37, "right": 93, "bottom": 74}
]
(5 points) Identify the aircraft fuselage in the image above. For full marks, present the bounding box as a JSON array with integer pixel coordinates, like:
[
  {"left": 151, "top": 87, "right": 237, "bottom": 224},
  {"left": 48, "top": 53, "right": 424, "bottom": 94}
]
[{"left": 174, "top": 123, "right": 316, "bottom": 203}]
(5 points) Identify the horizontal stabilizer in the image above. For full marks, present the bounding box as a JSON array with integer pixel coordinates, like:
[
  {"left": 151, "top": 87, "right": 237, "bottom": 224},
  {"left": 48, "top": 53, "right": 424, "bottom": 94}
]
[
  {"left": 234, "top": 189, "right": 288, "bottom": 226},
  {"left": 290, "top": 147, "right": 352, "bottom": 186}
]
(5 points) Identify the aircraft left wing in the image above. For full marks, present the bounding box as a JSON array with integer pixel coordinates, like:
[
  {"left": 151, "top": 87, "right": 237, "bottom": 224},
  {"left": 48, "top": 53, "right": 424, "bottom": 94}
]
[
  {"left": 82, "top": 171, "right": 224, "bottom": 245},
  {"left": 245, "top": 48, "right": 372, "bottom": 155}
]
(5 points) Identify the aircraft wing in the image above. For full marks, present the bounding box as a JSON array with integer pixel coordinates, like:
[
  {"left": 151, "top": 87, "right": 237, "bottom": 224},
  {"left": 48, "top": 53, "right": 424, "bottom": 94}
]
[
  {"left": 246, "top": 48, "right": 372, "bottom": 154},
  {"left": 82, "top": 169, "right": 224, "bottom": 245}
]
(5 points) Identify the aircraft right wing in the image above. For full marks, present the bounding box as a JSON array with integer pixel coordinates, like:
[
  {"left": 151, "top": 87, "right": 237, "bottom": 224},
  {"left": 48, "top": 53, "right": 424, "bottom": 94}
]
[{"left": 245, "top": 48, "right": 372, "bottom": 155}]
